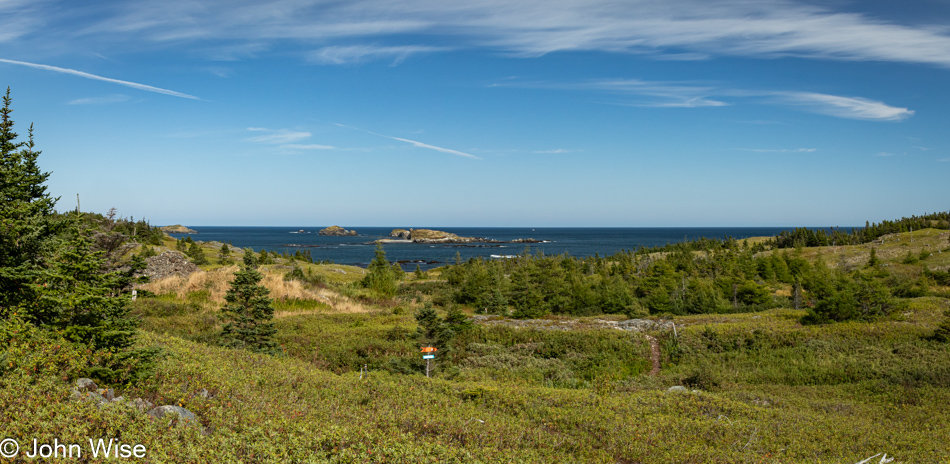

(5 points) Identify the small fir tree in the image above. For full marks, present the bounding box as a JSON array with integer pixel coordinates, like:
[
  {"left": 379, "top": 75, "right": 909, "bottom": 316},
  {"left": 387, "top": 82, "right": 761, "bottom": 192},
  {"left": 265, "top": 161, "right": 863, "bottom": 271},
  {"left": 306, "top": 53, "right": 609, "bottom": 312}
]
[
  {"left": 218, "top": 242, "right": 232, "bottom": 264},
  {"left": 220, "top": 251, "right": 277, "bottom": 353},
  {"left": 362, "top": 244, "right": 398, "bottom": 297},
  {"left": 187, "top": 240, "right": 209, "bottom": 265}
]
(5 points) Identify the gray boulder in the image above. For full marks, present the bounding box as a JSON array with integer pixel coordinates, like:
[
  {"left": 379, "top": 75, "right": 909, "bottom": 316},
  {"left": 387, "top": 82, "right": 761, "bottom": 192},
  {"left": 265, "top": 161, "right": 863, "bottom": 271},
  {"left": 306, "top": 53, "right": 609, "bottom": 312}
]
[
  {"left": 75, "top": 378, "right": 98, "bottom": 391},
  {"left": 147, "top": 405, "right": 199, "bottom": 427},
  {"left": 667, "top": 385, "right": 689, "bottom": 393}
]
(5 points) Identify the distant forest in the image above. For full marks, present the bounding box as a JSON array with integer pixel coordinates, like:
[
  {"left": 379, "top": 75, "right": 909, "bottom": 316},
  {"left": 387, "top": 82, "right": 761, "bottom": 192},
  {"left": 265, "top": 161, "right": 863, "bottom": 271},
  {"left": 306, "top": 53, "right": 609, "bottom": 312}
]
[
  {"left": 767, "top": 211, "right": 950, "bottom": 248},
  {"left": 431, "top": 210, "right": 950, "bottom": 325}
]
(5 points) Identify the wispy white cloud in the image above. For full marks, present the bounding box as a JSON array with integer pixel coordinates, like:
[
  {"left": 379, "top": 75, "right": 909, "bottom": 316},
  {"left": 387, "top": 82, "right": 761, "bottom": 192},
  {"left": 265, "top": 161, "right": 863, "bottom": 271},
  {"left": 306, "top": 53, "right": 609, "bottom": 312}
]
[
  {"left": 67, "top": 94, "right": 131, "bottom": 105},
  {"left": 743, "top": 148, "right": 817, "bottom": 153},
  {"left": 334, "top": 123, "right": 480, "bottom": 159},
  {"left": 0, "top": 0, "right": 43, "bottom": 43},
  {"left": 533, "top": 149, "right": 571, "bottom": 154},
  {"left": 22, "top": 0, "right": 950, "bottom": 68},
  {"left": 502, "top": 78, "right": 913, "bottom": 121},
  {"left": 875, "top": 152, "right": 895, "bottom": 157},
  {"left": 202, "top": 66, "right": 232, "bottom": 78},
  {"left": 913, "top": 146, "right": 930, "bottom": 151},
  {"left": 0, "top": 58, "right": 200, "bottom": 99},
  {"left": 498, "top": 79, "right": 729, "bottom": 108},
  {"left": 246, "top": 127, "right": 311, "bottom": 144},
  {"left": 309, "top": 45, "right": 447, "bottom": 65},
  {"left": 771, "top": 92, "right": 914, "bottom": 121}
]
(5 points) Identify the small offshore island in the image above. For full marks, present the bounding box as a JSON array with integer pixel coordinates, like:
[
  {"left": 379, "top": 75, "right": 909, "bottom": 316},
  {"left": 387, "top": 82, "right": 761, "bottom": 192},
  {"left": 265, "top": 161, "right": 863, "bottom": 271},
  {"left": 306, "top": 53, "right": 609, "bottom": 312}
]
[
  {"left": 380, "top": 228, "right": 543, "bottom": 244},
  {"left": 159, "top": 224, "right": 197, "bottom": 234},
  {"left": 318, "top": 225, "right": 357, "bottom": 236}
]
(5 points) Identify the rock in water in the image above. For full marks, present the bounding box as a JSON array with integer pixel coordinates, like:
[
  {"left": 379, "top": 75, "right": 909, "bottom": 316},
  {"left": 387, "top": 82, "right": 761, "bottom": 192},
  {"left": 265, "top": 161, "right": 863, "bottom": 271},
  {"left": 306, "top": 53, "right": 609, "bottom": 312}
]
[{"left": 319, "top": 225, "right": 357, "bottom": 236}]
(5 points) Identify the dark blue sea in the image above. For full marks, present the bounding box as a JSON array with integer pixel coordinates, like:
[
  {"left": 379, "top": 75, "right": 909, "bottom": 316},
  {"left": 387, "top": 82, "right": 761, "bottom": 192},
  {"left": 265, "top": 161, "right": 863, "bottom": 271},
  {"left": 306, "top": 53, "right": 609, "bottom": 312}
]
[{"left": 167, "top": 227, "right": 840, "bottom": 270}]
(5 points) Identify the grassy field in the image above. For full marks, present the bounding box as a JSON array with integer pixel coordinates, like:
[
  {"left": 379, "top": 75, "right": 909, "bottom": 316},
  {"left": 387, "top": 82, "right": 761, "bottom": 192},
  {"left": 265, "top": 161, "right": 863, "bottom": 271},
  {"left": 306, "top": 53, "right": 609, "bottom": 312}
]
[{"left": 4, "top": 229, "right": 950, "bottom": 462}]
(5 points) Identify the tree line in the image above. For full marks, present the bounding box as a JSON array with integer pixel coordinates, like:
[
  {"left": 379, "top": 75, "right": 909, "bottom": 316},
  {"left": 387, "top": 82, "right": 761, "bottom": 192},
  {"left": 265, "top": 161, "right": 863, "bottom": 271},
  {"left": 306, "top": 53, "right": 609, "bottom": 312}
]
[
  {"left": 433, "top": 230, "right": 939, "bottom": 324},
  {"left": 767, "top": 212, "right": 950, "bottom": 249}
]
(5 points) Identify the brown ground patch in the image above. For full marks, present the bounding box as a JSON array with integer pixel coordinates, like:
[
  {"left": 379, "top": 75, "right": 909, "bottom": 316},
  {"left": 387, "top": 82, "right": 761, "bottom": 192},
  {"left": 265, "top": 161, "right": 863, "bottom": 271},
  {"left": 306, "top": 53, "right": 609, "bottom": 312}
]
[{"left": 644, "top": 334, "right": 661, "bottom": 376}]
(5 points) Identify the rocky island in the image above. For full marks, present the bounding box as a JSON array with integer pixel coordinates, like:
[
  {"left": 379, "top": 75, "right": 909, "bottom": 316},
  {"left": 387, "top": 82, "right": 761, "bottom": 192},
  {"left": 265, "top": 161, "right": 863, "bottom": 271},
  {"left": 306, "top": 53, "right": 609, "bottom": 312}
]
[
  {"left": 319, "top": 225, "right": 357, "bottom": 236},
  {"left": 383, "top": 228, "right": 543, "bottom": 244},
  {"left": 160, "top": 224, "right": 198, "bottom": 234}
]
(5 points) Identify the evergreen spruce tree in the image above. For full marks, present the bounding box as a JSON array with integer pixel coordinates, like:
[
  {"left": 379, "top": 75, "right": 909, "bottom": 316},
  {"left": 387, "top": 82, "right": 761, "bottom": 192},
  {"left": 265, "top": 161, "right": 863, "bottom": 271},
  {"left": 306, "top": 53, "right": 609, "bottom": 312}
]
[
  {"left": 1, "top": 89, "right": 153, "bottom": 382},
  {"left": 0, "top": 87, "right": 59, "bottom": 314},
  {"left": 362, "top": 244, "right": 398, "bottom": 297},
  {"left": 36, "top": 219, "right": 154, "bottom": 381},
  {"left": 220, "top": 251, "right": 277, "bottom": 353},
  {"left": 187, "top": 240, "right": 209, "bottom": 265},
  {"left": 218, "top": 242, "right": 232, "bottom": 264}
]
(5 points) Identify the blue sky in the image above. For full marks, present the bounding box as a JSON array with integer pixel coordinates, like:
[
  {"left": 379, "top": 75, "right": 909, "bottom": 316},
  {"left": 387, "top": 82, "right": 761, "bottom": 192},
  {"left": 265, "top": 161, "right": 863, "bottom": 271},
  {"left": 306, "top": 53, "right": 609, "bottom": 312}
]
[{"left": 1, "top": 0, "right": 948, "bottom": 227}]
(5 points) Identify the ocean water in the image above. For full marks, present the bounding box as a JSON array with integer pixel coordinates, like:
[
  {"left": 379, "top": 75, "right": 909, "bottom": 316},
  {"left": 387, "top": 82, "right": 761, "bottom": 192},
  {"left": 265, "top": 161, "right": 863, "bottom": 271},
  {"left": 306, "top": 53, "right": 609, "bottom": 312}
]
[{"left": 168, "top": 226, "right": 837, "bottom": 269}]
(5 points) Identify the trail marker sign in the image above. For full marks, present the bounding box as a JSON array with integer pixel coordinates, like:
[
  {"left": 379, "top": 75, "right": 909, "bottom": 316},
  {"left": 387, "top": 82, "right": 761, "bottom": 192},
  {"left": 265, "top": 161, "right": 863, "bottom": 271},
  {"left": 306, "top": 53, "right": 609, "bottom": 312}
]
[{"left": 421, "top": 347, "right": 437, "bottom": 377}]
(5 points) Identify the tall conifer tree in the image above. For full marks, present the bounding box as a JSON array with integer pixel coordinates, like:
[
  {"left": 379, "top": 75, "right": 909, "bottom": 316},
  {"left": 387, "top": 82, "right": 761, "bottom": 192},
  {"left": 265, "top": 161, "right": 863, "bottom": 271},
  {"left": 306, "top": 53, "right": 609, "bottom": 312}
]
[
  {"left": 220, "top": 251, "right": 277, "bottom": 353},
  {"left": 1, "top": 88, "right": 152, "bottom": 382},
  {"left": 0, "top": 87, "right": 58, "bottom": 314}
]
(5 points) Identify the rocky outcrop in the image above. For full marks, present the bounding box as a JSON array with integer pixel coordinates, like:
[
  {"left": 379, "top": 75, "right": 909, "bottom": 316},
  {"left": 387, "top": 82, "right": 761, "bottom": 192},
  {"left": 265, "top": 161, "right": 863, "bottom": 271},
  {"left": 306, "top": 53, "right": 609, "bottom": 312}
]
[
  {"left": 144, "top": 251, "right": 199, "bottom": 280},
  {"left": 389, "top": 229, "right": 411, "bottom": 239},
  {"left": 319, "top": 225, "right": 357, "bottom": 236},
  {"left": 406, "top": 229, "right": 469, "bottom": 243},
  {"left": 387, "top": 228, "right": 543, "bottom": 244},
  {"left": 160, "top": 224, "right": 198, "bottom": 234}
]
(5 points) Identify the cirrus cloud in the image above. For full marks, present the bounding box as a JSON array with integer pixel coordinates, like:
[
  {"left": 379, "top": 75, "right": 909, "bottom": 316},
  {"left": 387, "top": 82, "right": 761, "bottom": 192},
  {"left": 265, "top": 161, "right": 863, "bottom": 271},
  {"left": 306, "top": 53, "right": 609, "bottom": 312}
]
[{"left": 14, "top": 0, "right": 949, "bottom": 68}]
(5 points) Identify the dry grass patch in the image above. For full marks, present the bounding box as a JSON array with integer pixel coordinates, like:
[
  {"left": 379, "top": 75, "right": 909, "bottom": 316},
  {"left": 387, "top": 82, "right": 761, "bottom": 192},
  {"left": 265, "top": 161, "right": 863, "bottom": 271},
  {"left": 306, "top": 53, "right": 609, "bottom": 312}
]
[{"left": 140, "top": 266, "right": 371, "bottom": 314}]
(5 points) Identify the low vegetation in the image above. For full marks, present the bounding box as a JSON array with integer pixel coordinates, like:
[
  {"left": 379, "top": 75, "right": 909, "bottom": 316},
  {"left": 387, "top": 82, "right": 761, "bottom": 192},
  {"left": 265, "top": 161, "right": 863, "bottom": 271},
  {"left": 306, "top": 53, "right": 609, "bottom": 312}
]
[{"left": 3, "top": 88, "right": 950, "bottom": 461}]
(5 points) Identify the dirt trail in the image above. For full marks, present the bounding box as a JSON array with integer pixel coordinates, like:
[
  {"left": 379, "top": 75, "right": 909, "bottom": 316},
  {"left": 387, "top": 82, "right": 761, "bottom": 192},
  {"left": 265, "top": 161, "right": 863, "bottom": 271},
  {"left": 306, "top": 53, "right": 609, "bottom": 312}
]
[{"left": 644, "top": 334, "right": 661, "bottom": 376}]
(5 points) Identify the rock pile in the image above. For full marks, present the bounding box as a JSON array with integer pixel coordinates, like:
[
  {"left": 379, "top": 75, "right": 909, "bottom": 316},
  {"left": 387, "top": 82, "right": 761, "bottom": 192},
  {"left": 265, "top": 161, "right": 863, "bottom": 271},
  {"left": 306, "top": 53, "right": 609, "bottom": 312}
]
[
  {"left": 143, "top": 251, "right": 199, "bottom": 280},
  {"left": 71, "top": 378, "right": 203, "bottom": 428},
  {"left": 71, "top": 378, "right": 155, "bottom": 413}
]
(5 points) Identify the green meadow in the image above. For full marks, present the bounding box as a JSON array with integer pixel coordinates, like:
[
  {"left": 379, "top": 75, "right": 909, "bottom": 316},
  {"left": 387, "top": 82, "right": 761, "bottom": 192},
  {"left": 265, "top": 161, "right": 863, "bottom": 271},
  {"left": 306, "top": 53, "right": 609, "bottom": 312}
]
[{"left": 5, "top": 225, "right": 950, "bottom": 462}]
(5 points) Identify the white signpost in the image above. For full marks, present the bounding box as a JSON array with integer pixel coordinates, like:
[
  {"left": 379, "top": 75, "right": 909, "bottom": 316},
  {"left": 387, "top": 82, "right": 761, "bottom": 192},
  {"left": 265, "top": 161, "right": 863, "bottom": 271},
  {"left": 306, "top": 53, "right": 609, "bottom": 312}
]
[{"left": 421, "top": 347, "right": 437, "bottom": 377}]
